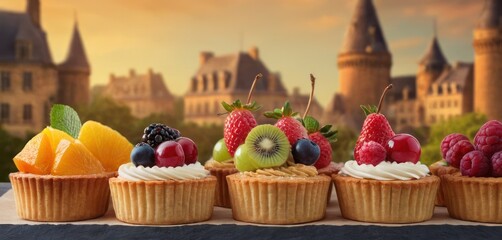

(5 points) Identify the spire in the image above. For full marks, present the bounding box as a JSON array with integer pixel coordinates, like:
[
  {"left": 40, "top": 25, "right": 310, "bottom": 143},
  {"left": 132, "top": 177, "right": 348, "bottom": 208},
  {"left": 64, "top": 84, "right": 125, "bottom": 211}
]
[
  {"left": 26, "top": 0, "right": 41, "bottom": 28},
  {"left": 419, "top": 22, "right": 448, "bottom": 68},
  {"left": 477, "top": 0, "right": 502, "bottom": 29},
  {"left": 59, "top": 20, "right": 90, "bottom": 72},
  {"left": 340, "top": 0, "right": 388, "bottom": 54}
]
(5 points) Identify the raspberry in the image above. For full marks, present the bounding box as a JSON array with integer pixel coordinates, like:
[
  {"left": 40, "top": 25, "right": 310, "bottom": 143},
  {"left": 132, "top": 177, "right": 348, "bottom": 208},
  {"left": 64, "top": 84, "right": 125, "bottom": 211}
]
[
  {"left": 445, "top": 140, "right": 475, "bottom": 168},
  {"left": 491, "top": 151, "right": 502, "bottom": 177},
  {"left": 440, "top": 133, "right": 469, "bottom": 159},
  {"left": 474, "top": 120, "right": 502, "bottom": 158},
  {"left": 356, "top": 141, "right": 386, "bottom": 166},
  {"left": 460, "top": 150, "right": 491, "bottom": 177}
]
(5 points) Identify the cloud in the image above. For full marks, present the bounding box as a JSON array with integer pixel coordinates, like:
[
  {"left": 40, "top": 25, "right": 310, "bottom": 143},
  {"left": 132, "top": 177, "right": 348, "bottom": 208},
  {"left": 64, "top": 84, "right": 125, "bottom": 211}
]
[{"left": 389, "top": 37, "right": 425, "bottom": 50}]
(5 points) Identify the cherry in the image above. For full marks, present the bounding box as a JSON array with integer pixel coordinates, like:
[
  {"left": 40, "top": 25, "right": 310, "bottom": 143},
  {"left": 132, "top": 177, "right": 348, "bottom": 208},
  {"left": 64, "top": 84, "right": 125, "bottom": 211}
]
[
  {"left": 385, "top": 134, "right": 421, "bottom": 164},
  {"left": 176, "top": 137, "right": 198, "bottom": 164},
  {"left": 155, "top": 141, "right": 185, "bottom": 167}
]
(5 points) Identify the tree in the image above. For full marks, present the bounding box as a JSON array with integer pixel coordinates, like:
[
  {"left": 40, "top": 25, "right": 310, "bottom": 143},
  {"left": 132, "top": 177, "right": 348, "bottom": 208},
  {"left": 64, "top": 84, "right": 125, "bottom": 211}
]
[
  {"left": 421, "top": 113, "right": 487, "bottom": 166},
  {"left": 0, "top": 128, "right": 28, "bottom": 182},
  {"left": 331, "top": 125, "right": 357, "bottom": 163}
]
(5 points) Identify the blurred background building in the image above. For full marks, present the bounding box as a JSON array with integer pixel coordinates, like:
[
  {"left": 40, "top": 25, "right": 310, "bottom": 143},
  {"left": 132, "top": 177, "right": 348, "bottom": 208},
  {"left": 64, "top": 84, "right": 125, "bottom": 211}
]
[{"left": 0, "top": 0, "right": 90, "bottom": 137}]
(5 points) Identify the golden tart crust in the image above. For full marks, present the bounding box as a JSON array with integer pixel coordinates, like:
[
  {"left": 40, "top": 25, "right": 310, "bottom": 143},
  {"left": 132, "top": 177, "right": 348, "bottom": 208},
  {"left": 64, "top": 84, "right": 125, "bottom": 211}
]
[
  {"left": 9, "top": 171, "right": 116, "bottom": 222},
  {"left": 333, "top": 174, "right": 439, "bottom": 223}
]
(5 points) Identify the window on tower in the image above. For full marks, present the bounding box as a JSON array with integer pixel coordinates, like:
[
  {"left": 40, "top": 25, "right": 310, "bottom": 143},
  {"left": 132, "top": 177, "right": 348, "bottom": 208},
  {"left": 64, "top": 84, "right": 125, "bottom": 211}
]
[
  {"left": 1, "top": 72, "right": 11, "bottom": 91},
  {"left": 16, "top": 41, "right": 32, "bottom": 60},
  {"left": 23, "top": 104, "right": 33, "bottom": 122},
  {"left": 23, "top": 72, "right": 33, "bottom": 91},
  {"left": 0, "top": 103, "right": 10, "bottom": 123}
]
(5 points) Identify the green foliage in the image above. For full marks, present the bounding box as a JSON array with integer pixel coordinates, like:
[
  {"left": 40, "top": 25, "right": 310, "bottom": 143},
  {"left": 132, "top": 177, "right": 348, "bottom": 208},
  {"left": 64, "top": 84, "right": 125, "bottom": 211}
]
[
  {"left": 0, "top": 128, "right": 29, "bottom": 182},
  {"left": 331, "top": 125, "right": 357, "bottom": 163},
  {"left": 421, "top": 113, "right": 487, "bottom": 166}
]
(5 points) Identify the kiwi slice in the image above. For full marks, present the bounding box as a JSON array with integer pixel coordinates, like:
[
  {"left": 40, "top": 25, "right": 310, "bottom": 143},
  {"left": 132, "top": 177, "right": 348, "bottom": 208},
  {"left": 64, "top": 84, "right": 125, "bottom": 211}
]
[{"left": 244, "top": 124, "right": 290, "bottom": 168}]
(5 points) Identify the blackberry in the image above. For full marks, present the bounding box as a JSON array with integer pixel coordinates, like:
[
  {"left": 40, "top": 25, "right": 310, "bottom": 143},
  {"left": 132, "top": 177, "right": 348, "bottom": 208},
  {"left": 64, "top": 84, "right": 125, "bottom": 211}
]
[{"left": 141, "top": 123, "right": 181, "bottom": 148}]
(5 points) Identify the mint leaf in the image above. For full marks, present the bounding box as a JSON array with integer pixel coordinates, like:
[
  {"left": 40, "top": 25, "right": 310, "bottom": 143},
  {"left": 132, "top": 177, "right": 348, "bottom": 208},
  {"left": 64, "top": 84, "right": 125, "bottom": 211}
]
[{"left": 50, "top": 104, "right": 82, "bottom": 138}]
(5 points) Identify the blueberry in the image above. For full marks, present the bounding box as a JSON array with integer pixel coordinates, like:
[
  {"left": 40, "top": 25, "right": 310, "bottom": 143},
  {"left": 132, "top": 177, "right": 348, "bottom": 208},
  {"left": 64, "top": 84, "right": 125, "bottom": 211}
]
[
  {"left": 292, "top": 139, "right": 321, "bottom": 166},
  {"left": 131, "top": 144, "right": 155, "bottom": 167}
]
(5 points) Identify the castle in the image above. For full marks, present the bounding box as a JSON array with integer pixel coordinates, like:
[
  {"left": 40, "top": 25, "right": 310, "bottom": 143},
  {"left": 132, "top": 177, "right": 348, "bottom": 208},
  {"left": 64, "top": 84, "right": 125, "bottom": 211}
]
[
  {"left": 324, "top": 0, "right": 501, "bottom": 131},
  {"left": 0, "top": 0, "right": 90, "bottom": 137},
  {"left": 103, "top": 69, "right": 176, "bottom": 119},
  {"left": 184, "top": 46, "right": 323, "bottom": 125}
]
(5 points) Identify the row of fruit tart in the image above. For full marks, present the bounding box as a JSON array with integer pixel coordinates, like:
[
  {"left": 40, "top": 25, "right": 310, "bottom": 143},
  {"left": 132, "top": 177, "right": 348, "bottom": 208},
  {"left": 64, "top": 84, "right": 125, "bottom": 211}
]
[{"left": 10, "top": 81, "right": 502, "bottom": 225}]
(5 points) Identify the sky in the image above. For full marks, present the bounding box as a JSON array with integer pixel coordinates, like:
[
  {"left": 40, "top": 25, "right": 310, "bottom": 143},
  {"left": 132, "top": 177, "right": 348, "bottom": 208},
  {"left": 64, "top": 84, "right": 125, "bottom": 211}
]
[{"left": 0, "top": 0, "right": 484, "bottom": 107}]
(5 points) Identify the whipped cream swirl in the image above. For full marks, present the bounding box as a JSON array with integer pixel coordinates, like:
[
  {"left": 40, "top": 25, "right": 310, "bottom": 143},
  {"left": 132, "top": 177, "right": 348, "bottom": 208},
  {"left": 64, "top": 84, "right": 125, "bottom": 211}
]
[
  {"left": 118, "top": 162, "right": 210, "bottom": 181},
  {"left": 341, "top": 160, "right": 429, "bottom": 181}
]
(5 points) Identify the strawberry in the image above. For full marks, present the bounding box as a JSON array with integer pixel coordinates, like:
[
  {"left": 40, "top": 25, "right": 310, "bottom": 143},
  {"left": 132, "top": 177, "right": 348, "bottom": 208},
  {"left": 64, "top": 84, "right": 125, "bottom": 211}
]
[
  {"left": 354, "top": 85, "right": 395, "bottom": 161},
  {"left": 303, "top": 116, "right": 337, "bottom": 169},
  {"left": 264, "top": 101, "right": 308, "bottom": 145},
  {"left": 221, "top": 74, "right": 262, "bottom": 156}
]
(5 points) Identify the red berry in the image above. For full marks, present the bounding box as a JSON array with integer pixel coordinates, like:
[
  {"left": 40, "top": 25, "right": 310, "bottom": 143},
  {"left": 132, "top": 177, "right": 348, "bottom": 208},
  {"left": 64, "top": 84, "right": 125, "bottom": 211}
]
[
  {"left": 175, "top": 137, "right": 198, "bottom": 164},
  {"left": 155, "top": 141, "right": 185, "bottom": 168},
  {"left": 474, "top": 120, "right": 502, "bottom": 158},
  {"left": 385, "top": 133, "right": 421, "bottom": 164},
  {"left": 460, "top": 150, "right": 491, "bottom": 177},
  {"left": 309, "top": 132, "right": 333, "bottom": 169},
  {"left": 491, "top": 151, "right": 502, "bottom": 177},
  {"left": 354, "top": 113, "right": 395, "bottom": 161},
  {"left": 445, "top": 140, "right": 475, "bottom": 168},
  {"left": 440, "top": 133, "right": 469, "bottom": 159},
  {"left": 276, "top": 117, "right": 308, "bottom": 145},
  {"left": 224, "top": 109, "right": 257, "bottom": 156},
  {"left": 356, "top": 141, "right": 386, "bottom": 166}
]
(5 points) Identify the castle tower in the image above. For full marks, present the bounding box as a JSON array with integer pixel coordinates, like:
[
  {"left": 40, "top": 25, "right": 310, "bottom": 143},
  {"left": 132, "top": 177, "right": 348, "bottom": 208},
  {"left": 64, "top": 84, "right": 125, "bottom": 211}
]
[
  {"left": 338, "top": 0, "right": 392, "bottom": 126},
  {"left": 473, "top": 0, "right": 502, "bottom": 120},
  {"left": 417, "top": 35, "right": 449, "bottom": 101},
  {"left": 58, "top": 20, "right": 91, "bottom": 107}
]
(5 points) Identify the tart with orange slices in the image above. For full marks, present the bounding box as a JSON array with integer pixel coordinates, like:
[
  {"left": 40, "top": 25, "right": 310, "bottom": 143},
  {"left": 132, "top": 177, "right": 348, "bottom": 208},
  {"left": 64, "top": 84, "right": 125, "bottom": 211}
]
[{"left": 9, "top": 105, "right": 132, "bottom": 222}]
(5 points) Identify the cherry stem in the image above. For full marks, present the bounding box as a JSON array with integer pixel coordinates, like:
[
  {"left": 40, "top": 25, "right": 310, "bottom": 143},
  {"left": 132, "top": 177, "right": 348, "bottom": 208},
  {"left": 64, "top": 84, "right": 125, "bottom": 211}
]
[
  {"left": 302, "top": 74, "right": 316, "bottom": 119},
  {"left": 377, "top": 84, "right": 393, "bottom": 114},
  {"left": 246, "top": 73, "right": 262, "bottom": 104}
]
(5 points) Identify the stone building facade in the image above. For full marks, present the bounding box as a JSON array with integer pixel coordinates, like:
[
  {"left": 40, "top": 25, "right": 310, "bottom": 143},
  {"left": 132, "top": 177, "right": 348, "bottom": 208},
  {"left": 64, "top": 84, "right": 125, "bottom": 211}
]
[
  {"left": 325, "top": 0, "right": 501, "bottom": 131},
  {"left": 184, "top": 47, "right": 291, "bottom": 125},
  {"left": 103, "top": 69, "right": 175, "bottom": 119},
  {"left": 0, "top": 0, "right": 90, "bottom": 137}
]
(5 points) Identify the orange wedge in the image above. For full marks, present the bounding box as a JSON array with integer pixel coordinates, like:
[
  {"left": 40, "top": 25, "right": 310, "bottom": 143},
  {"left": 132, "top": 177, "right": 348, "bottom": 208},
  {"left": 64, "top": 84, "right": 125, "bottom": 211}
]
[
  {"left": 51, "top": 140, "right": 105, "bottom": 176},
  {"left": 13, "top": 132, "right": 54, "bottom": 174},
  {"left": 78, "top": 121, "right": 133, "bottom": 172},
  {"left": 42, "top": 127, "right": 74, "bottom": 152}
]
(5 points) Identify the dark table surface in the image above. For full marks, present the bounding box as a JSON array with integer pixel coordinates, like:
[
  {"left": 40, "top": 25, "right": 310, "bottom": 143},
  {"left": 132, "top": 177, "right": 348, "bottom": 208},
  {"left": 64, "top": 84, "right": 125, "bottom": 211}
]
[{"left": 1, "top": 182, "right": 501, "bottom": 240}]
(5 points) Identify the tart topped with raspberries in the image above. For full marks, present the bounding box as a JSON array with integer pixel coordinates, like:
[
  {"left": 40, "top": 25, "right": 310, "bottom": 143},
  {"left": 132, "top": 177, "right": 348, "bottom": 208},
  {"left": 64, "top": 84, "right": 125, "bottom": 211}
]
[
  {"left": 109, "top": 123, "right": 216, "bottom": 225},
  {"left": 438, "top": 120, "right": 502, "bottom": 223},
  {"left": 333, "top": 84, "right": 439, "bottom": 224}
]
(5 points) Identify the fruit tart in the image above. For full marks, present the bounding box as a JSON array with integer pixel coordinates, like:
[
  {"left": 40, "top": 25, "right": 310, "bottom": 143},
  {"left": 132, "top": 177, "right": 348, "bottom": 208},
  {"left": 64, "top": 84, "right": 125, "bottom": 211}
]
[
  {"left": 109, "top": 124, "right": 216, "bottom": 225},
  {"left": 441, "top": 120, "right": 502, "bottom": 223},
  {"left": 204, "top": 74, "right": 261, "bottom": 208},
  {"left": 226, "top": 121, "right": 331, "bottom": 224},
  {"left": 333, "top": 85, "right": 439, "bottom": 223},
  {"left": 10, "top": 105, "right": 131, "bottom": 221}
]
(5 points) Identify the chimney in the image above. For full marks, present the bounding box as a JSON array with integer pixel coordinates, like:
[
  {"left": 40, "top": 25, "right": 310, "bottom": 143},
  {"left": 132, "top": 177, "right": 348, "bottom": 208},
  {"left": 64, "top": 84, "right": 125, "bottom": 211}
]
[
  {"left": 26, "top": 0, "right": 41, "bottom": 28},
  {"left": 248, "top": 46, "right": 259, "bottom": 60},
  {"left": 129, "top": 68, "right": 136, "bottom": 77},
  {"left": 110, "top": 73, "right": 115, "bottom": 81},
  {"left": 199, "top": 52, "right": 214, "bottom": 65},
  {"left": 148, "top": 68, "right": 154, "bottom": 77},
  {"left": 293, "top": 87, "right": 300, "bottom": 96}
]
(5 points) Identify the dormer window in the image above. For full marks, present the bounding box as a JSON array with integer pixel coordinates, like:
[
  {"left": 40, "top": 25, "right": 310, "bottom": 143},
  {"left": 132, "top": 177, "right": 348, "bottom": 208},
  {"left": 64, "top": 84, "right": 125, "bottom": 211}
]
[{"left": 16, "top": 40, "right": 32, "bottom": 60}]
